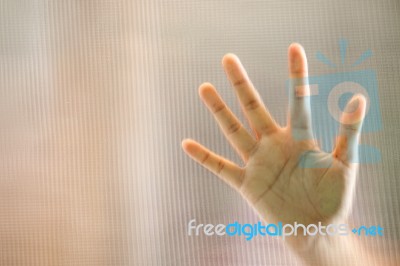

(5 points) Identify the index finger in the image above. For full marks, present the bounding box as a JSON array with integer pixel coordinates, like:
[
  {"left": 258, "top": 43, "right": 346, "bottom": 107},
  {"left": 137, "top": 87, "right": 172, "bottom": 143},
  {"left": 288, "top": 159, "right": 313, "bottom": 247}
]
[{"left": 288, "top": 43, "right": 314, "bottom": 140}]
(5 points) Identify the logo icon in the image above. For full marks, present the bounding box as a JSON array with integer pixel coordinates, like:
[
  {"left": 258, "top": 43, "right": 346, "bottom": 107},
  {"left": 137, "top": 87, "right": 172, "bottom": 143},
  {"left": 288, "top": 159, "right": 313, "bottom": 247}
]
[{"left": 289, "top": 39, "right": 382, "bottom": 165}]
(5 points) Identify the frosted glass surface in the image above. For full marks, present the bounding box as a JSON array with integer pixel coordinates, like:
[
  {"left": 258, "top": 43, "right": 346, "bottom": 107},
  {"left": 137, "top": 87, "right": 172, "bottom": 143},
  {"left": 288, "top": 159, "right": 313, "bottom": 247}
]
[{"left": 0, "top": 0, "right": 399, "bottom": 265}]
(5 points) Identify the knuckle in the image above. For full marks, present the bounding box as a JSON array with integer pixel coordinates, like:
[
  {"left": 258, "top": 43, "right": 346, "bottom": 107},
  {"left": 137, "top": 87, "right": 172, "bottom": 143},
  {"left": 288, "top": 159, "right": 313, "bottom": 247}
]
[
  {"left": 245, "top": 99, "right": 259, "bottom": 111},
  {"left": 201, "top": 152, "right": 210, "bottom": 164},
  {"left": 291, "top": 69, "right": 307, "bottom": 76},
  {"left": 247, "top": 141, "right": 260, "bottom": 157},
  {"left": 233, "top": 78, "right": 247, "bottom": 87},
  {"left": 212, "top": 102, "right": 226, "bottom": 114},
  {"left": 217, "top": 159, "right": 225, "bottom": 174},
  {"left": 259, "top": 123, "right": 277, "bottom": 134},
  {"left": 343, "top": 123, "right": 359, "bottom": 133},
  {"left": 227, "top": 122, "right": 241, "bottom": 135}
]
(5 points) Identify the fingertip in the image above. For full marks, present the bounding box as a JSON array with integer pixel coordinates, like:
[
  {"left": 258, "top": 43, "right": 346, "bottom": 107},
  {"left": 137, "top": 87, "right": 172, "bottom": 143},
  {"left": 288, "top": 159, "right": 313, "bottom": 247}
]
[
  {"left": 349, "top": 94, "right": 366, "bottom": 114},
  {"left": 182, "top": 138, "right": 201, "bottom": 152},
  {"left": 222, "top": 53, "right": 240, "bottom": 67},
  {"left": 181, "top": 138, "right": 192, "bottom": 150},
  {"left": 354, "top": 93, "right": 367, "bottom": 111},
  {"left": 288, "top": 42, "right": 305, "bottom": 56},
  {"left": 341, "top": 94, "right": 367, "bottom": 125},
  {"left": 182, "top": 139, "right": 204, "bottom": 160},
  {"left": 288, "top": 43, "right": 308, "bottom": 77},
  {"left": 355, "top": 94, "right": 367, "bottom": 121},
  {"left": 198, "top": 82, "right": 215, "bottom": 98}
]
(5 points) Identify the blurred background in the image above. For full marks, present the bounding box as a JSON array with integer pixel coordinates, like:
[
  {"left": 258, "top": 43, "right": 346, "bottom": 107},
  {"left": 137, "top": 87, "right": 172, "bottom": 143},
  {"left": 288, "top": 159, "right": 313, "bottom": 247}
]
[{"left": 0, "top": 0, "right": 399, "bottom": 265}]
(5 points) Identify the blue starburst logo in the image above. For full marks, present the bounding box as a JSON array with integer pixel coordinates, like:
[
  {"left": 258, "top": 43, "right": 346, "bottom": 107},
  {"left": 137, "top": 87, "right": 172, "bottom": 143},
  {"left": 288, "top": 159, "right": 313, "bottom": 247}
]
[
  {"left": 290, "top": 39, "right": 382, "bottom": 166},
  {"left": 316, "top": 39, "right": 373, "bottom": 69}
]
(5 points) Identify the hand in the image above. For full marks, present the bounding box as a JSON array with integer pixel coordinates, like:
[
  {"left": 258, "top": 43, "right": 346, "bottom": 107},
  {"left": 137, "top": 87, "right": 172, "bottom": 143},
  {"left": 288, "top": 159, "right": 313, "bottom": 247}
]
[{"left": 182, "top": 43, "right": 366, "bottom": 246}]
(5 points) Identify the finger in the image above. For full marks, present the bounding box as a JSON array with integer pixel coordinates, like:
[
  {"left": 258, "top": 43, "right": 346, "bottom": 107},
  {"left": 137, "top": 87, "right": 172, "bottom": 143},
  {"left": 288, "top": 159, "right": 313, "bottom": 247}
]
[
  {"left": 222, "top": 54, "right": 278, "bottom": 136},
  {"left": 182, "top": 139, "right": 244, "bottom": 190},
  {"left": 288, "top": 43, "right": 314, "bottom": 140},
  {"left": 199, "top": 83, "right": 257, "bottom": 161},
  {"left": 333, "top": 94, "right": 366, "bottom": 165}
]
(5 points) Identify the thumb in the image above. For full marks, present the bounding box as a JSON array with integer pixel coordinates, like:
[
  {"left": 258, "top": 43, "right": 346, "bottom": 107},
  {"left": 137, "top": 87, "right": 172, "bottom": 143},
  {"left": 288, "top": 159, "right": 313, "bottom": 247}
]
[{"left": 333, "top": 94, "right": 367, "bottom": 165}]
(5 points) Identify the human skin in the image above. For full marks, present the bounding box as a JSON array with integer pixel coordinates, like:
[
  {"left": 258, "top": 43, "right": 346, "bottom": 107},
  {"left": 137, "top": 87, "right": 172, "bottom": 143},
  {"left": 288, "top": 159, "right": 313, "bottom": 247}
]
[{"left": 181, "top": 44, "right": 390, "bottom": 265}]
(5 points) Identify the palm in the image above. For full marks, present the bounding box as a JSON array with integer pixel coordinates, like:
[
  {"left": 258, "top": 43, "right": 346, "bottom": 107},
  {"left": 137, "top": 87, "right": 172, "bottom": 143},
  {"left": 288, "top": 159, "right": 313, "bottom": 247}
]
[
  {"left": 182, "top": 43, "right": 365, "bottom": 232},
  {"left": 241, "top": 130, "right": 353, "bottom": 227}
]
